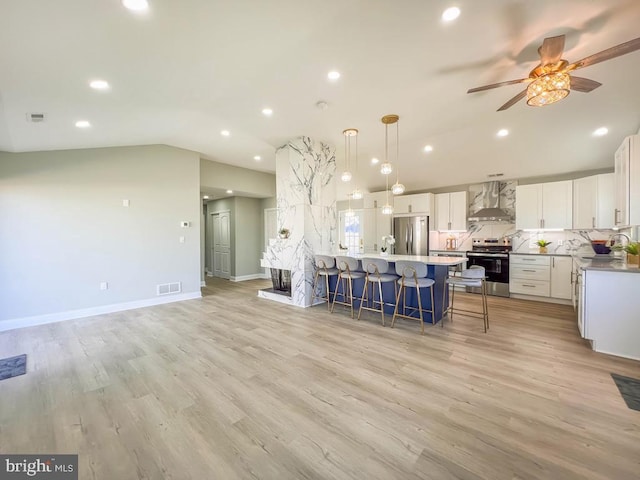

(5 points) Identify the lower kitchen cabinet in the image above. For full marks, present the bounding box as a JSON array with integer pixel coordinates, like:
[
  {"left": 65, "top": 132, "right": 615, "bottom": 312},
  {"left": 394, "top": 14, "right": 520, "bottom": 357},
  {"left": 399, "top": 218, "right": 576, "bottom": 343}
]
[
  {"left": 509, "top": 254, "right": 572, "bottom": 302},
  {"left": 550, "top": 256, "right": 572, "bottom": 300},
  {"left": 510, "top": 255, "right": 550, "bottom": 297}
]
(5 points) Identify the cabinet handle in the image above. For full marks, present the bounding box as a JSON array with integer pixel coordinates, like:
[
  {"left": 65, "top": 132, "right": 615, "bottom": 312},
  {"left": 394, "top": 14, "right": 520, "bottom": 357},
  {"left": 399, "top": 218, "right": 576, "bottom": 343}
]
[
  {"left": 614, "top": 208, "right": 619, "bottom": 225},
  {"left": 542, "top": 218, "right": 545, "bottom": 228},
  {"left": 523, "top": 258, "right": 536, "bottom": 262},
  {"left": 523, "top": 284, "right": 536, "bottom": 288},
  {"left": 448, "top": 221, "right": 451, "bottom": 230},
  {"left": 552, "top": 257, "right": 555, "bottom": 268},
  {"left": 409, "top": 205, "right": 412, "bottom": 213},
  {"left": 522, "top": 269, "right": 537, "bottom": 272},
  {"left": 592, "top": 217, "right": 595, "bottom": 228}
]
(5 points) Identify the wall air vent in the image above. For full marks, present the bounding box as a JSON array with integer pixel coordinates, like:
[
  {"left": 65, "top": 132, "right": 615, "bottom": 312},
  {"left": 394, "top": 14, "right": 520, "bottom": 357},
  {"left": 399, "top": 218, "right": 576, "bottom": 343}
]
[
  {"left": 27, "top": 113, "right": 46, "bottom": 123},
  {"left": 157, "top": 282, "right": 182, "bottom": 296}
]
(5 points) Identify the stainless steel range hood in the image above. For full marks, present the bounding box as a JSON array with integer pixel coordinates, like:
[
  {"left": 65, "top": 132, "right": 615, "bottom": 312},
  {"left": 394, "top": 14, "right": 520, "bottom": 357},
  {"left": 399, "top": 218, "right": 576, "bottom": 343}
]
[{"left": 468, "top": 181, "right": 513, "bottom": 222}]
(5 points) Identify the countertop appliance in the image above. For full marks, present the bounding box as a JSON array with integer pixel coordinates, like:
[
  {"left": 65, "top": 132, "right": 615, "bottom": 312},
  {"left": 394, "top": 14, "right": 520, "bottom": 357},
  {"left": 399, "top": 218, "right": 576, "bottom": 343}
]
[
  {"left": 465, "top": 238, "right": 512, "bottom": 297},
  {"left": 393, "top": 216, "right": 429, "bottom": 255}
]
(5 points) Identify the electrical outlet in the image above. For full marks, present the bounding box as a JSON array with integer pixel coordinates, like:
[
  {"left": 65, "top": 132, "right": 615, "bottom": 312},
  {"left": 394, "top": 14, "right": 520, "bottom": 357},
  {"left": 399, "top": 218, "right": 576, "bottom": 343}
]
[{"left": 179, "top": 236, "right": 185, "bottom": 243}]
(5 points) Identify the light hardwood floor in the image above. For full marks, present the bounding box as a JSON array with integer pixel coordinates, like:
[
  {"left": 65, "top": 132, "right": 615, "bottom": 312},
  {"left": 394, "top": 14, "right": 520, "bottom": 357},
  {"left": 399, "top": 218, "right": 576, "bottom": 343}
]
[{"left": 1, "top": 278, "right": 639, "bottom": 479}]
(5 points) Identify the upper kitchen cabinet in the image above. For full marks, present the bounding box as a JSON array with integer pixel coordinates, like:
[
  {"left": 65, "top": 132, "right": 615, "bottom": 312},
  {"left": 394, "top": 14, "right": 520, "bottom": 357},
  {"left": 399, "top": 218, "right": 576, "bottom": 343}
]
[
  {"left": 435, "top": 191, "right": 467, "bottom": 231},
  {"left": 614, "top": 134, "right": 640, "bottom": 227},
  {"left": 363, "top": 191, "right": 387, "bottom": 210},
  {"left": 393, "top": 193, "right": 433, "bottom": 216},
  {"left": 573, "top": 173, "right": 615, "bottom": 229},
  {"left": 516, "top": 180, "right": 573, "bottom": 230}
]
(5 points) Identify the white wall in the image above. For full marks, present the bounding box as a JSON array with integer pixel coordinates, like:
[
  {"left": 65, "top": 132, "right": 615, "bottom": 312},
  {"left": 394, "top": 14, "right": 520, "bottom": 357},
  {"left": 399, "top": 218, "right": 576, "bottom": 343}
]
[{"left": 0, "top": 145, "right": 201, "bottom": 326}]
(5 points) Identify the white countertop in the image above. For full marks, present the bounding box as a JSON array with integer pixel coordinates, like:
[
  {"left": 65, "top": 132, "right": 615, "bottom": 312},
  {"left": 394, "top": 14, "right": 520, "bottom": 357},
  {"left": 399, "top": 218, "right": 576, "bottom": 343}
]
[
  {"left": 573, "top": 256, "right": 640, "bottom": 273},
  {"left": 322, "top": 252, "right": 467, "bottom": 266}
]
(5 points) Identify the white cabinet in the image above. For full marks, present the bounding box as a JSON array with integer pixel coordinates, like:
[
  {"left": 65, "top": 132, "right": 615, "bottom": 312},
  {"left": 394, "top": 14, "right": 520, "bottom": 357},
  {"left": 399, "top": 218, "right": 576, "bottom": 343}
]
[
  {"left": 510, "top": 254, "right": 571, "bottom": 301},
  {"left": 510, "top": 255, "right": 551, "bottom": 297},
  {"left": 361, "top": 192, "right": 392, "bottom": 252},
  {"left": 516, "top": 180, "right": 573, "bottom": 230},
  {"left": 550, "top": 256, "right": 572, "bottom": 300},
  {"left": 363, "top": 191, "right": 387, "bottom": 210},
  {"left": 362, "top": 209, "right": 377, "bottom": 253},
  {"left": 435, "top": 191, "right": 467, "bottom": 231},
  {"left": 393, "top": 193, "right": 433, "bottom": 215},
  {"left": 614, "top": 135, "right": 640, "bottom": 227},
  {"left": 573, "top": 173, "right": 615, "bottom": 229}
]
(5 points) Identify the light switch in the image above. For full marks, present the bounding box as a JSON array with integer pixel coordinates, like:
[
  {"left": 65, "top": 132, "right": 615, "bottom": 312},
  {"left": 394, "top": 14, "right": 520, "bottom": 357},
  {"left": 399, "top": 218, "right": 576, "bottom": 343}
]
[
  {"left": 100, "top": 282, "right": 108, "bottom": 290},
  {"left": 179, "top": 236, "right": 185, "bottom": 243},
  {"left": 122, "top": 199, "right": 130, "bottom": 207}
]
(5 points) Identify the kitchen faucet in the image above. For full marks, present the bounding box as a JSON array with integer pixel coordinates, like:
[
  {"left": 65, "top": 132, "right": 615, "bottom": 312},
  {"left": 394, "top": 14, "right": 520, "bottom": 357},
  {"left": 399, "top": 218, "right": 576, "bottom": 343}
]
[{"left": 607, "top": 232, "right": 631, "bottom": 247}]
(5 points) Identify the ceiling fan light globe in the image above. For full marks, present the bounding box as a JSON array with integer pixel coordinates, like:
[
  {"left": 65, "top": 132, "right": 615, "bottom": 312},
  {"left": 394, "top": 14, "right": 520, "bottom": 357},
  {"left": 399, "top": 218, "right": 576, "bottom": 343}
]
[{"left": 526, "top": 73, "right": 570, "bottom": 107}]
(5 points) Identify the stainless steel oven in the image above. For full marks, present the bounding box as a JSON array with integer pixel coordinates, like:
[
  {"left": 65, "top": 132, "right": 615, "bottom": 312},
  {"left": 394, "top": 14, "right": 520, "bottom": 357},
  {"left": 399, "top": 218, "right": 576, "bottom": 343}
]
[{"left": 465, "top": 238, "right": 511, "bottom": 297}]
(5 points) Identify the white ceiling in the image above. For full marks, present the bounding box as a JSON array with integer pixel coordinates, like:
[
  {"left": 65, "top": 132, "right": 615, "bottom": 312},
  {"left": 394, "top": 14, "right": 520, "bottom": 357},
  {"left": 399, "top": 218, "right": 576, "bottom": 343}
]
[{"left": 1, "top": 0, "right": 639, "bottom": 199}]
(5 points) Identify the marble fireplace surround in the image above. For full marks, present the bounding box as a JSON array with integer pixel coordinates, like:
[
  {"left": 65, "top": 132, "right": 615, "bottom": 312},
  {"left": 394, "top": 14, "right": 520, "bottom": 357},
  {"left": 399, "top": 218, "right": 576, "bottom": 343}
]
[{"left": 260, "top": 137, "right": 337, "bottom": 307}]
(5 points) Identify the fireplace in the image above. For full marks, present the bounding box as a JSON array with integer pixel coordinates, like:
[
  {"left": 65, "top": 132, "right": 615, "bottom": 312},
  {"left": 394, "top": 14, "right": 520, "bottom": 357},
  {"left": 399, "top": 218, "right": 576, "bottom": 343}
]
[{"left": 269, "top": 268, "right": 291, "bottom": 296}]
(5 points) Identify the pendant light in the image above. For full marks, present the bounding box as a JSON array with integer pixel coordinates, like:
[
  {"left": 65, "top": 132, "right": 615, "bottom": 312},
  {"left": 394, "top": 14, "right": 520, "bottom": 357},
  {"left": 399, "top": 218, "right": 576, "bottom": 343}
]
[
  {"left": 380, "top": 115, "right": 397, "bottom": 215},
  {"left": 343, "top": 128, "right": 358, "bottom": 216},
  {"left": 341, "top": 128, "right": 356, "bottom": 183},
  {"left": 350, "top": 128, "right": 363, "bottom": 200},
  {"left": 388, "top": 115, "right": 405, "bottom": 195}
]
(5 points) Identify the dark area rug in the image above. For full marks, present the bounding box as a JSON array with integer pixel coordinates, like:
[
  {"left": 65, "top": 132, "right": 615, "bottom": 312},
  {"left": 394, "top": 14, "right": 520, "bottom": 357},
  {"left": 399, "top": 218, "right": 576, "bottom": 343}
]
[
  {"left": 611, "top": 373, "right": 640, "bottom": 411},
  {"left": 0, "top": 354, "right": 27, "bottom": 381}
]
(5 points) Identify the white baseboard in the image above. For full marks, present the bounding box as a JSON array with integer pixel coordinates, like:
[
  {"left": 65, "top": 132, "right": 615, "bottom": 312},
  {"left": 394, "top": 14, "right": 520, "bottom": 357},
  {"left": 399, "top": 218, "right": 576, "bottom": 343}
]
[
  {"left": 201, "top": 281, "right": 206, "bottom": 287},
  {"left": 0, "top": 291, "right": 203, "bottom": 333},
  {"left": 231, "top": 273, "right": 269, "bottom": 282}
]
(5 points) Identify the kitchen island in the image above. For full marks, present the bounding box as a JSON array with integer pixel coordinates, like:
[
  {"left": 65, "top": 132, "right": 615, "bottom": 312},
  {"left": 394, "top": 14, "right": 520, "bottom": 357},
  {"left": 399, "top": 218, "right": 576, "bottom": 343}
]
[
  {"left": 320, "top": 253, "right": 467, "bottom": 325},
  {"left": 574, "top": 256, "right": 640, "bottom": 360}
]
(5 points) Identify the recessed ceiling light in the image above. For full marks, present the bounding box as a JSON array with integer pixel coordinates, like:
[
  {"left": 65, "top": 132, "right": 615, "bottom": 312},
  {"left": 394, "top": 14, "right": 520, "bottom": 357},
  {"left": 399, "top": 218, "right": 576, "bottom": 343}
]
[
  {"left": 327, "top": 71, "right": 341, "bottom": 81},
  {"left": 122, "top": 0, "right": 149, "bottom": 11},
  {"left": 254, "top": 155, "right": 261, "bottom": 161},
  {"left": 220, "top": 130, "right": 230, "bottom": 136},
  {"left": 423, "top": 145, "right": 433, "bottom": 153},
  {"left": 203, "top": 195, "right": 209, "bottom": 200},
  {"left": 89, "top": 80, "right": 109, "bottom": 90},
  {"left": 371, "top": 157, "right": 379, "bottom": 164},
  {"left": 442, "top": 6, "right": 461, "bottom": 22},
  {"left": 497, "top": 129, "right": 509, "bottom": 137},
  {"left": 226, "top": 189, "right": 233, "bottom": 194},
  {"left": 593, "top": 127, "right": 609, "bottom": 137},
  {"left": 261, "top": 108, "right": 273, "bottom": 116},
  {"left": 75, "top": 120, "right": 91, "bottom": 128}
]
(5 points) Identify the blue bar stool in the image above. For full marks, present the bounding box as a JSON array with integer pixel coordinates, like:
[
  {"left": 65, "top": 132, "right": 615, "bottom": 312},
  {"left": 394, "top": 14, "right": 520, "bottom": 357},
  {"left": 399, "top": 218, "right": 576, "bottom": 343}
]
[
  {"left": 331, "top": 256, "right": 365, "bottom": 318},
  {"left": 444, "top": 265, "right": 489, "bottom": 332},
  {"left": 357, "top": 258, "right": 399, "bottom": 326},
  {"left": 311, "top": 255, "right": 339, "bottom": 311},
  {"left": 391, "top": 260, "right": 436, "bottom": 335}
]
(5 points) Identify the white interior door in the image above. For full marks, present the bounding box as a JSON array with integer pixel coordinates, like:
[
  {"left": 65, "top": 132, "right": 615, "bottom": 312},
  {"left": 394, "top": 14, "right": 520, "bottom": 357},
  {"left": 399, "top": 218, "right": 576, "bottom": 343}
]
[{"left": 212, "top": 211, "right": 231, "bottom": 279}]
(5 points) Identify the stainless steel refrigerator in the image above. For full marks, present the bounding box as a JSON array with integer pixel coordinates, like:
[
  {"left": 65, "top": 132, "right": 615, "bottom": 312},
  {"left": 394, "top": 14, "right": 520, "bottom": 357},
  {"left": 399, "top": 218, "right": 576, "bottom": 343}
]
[{"left": 393, "top": 216, "right": 429, "bottom": 255}]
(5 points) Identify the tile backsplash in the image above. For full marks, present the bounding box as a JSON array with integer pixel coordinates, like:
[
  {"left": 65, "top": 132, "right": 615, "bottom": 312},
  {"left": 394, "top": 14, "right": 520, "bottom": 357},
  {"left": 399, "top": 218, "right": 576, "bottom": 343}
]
[{"left": 434, "top": 224, "right": 627, "bottom": 256}]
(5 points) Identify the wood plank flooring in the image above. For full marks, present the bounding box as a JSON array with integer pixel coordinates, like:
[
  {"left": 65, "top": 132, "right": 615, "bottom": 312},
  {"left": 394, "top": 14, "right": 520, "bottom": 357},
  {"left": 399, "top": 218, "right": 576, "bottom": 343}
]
[{"left": 1, "top": 277, "right": 639, "bottom": 479}]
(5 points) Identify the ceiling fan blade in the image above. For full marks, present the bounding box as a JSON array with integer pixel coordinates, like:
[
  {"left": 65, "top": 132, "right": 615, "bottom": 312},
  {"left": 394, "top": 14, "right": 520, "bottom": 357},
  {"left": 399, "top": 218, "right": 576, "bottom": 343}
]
[
  {"left": 568, "top": 37, "right": 640, "bottom": 70},
  {"left": 538, "top": 35, "right": 566, "bottom": 65},
  {"left": 570, "top": 76, "right": 602, "bottom": 93},
  {"left": 467, "top": 78, "right": 529, "bottom": 94},
  {"left": 497, "top": 90, "right": 527, "bottom": 111}
]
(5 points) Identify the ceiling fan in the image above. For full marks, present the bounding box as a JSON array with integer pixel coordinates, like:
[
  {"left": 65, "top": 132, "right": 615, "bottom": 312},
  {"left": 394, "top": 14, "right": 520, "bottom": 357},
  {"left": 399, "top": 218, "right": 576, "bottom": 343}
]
[{"left": 467, "top": 35, "right": 640, "bottom": 111}]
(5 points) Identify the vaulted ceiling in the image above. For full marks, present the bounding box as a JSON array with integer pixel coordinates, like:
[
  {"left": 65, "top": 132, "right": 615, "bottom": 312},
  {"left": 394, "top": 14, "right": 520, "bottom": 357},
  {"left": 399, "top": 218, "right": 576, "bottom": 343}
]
[{"left": 1, "top": 0, "right": 639, "bottom": 198}]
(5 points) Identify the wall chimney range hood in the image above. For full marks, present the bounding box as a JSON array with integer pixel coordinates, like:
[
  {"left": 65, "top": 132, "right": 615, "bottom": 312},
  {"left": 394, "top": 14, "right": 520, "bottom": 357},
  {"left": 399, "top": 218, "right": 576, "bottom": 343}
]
[{"left": 468, "top": 181, "right": 513, "bottom": 222}]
